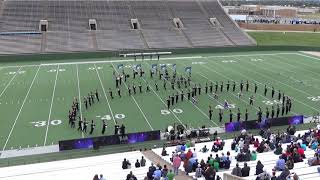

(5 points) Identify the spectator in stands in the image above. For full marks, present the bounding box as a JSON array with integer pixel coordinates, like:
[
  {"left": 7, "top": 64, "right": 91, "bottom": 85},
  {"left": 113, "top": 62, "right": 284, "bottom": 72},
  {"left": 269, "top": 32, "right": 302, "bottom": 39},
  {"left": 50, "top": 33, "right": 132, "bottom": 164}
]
[
  {"left": 231, "top": 139, "right": 237, "bottom": 151},
  {"left": 286, "top": 156, "right": 294, "bottom": 170},
  {"left": 162, "top": 164, "right": 168, "bottom": 178},
  {"left": 231, "top": 163, "right": 242, "bottom": 177},
  {"left": 93, "top": 174, "right": 99, "bottom": 180},
  {"left": 195, "top": 164, "right": 203, "bottom": 178},
  {"left": 201, "top": 145, "right": 209, "bottom": 153},
  {"left": 274, "top": 143, "right": 283, "bottom": 155},
  {"left": 161, "top": 147, "right": 168, "bottom": 156},
  {"left": 307, "top": 153, "right": 320, "bottom": 166},
  {"left": 135, "top": 159, "right": 140, "bottom": 168},
  {"left": 140, "top": 156, "right": 146, "bottom": 167},
  {"left": 172, "top": 154, "right": 181, "bottom": 175},
  {"left": 257, "top": 141, "right": 266, "bottom": 153},
  {"left": 271, "top": 171, "right": 277, "bottom": 180},
  {"left": 292, "top": 148, "right": 303, "bottom": 163},
  {"left": 255, "top": 160, "right": 264, "bottom": 175},
  {"left": 287, "top": 125, "right": 296, "bottom": 136},
  {"left": 126, "top": 171, "right": 137, "bottom": 180},
  {"left": 274, "top": 156, "right": 285, "bottom": 171},
  {"left": 99, "top": 174, "right": 106, "bottom": 180},
  {"left": 153, "top": 167, "right": 162, "bottom": 180},
  {"left": 224, "top": 157, "right": 231, "bottom": 169},
  {"left": 122, "top": 158, "right": 131, "bottom": 169},
  {"left": 256, "top": 169, "right": 271, "bottom": 180},
  {"left": 166, "top": 169, "right": 175, "bottom": 180},
  {"left": 204, "top": 164, "right": 216, "bottom": 180},
  {"left": 251, "top": 150, "right": 257, "bottom": 161},
  {"left": 192, "top": 148, "right": 197, "bottom": 158},
  {"left": 186, "top": 149, "right": 193, "bottom": 159},
  {"left": 276, "top": 167, "right": 290, "bottom": 180},
  {"left": 254, "top": 138, "right": 260, "bottom": 148},
  {"left": 147, "top": 163, "right": 156, "bottom": 179},
  {"left": 227, "top": 151, "right": 232, "bottom": 162},
  {"left": 241, "top": 162, "right": 250, "bottom": 177}
]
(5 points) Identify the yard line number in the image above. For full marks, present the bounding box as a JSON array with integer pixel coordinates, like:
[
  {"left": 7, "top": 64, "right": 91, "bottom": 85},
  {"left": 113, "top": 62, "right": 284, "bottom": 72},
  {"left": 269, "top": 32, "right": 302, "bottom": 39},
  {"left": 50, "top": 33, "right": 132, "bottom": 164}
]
[
  {"left": 251, "top": 58, "right": 263, "bottom": 62},
  {"left": 262, "top": 100, "right": 282, "bottom": 106},
  {"left": 215, "top": 104, "right": 236, "bottom": 109},
  {"left": 222, "top": 60, "right": 236, "bottom": 63},
  {"left": 98, "top": 113, "right": 126, "bottom": 121},
  {"left": 307, "top": 96, "right": 320, "bottom": 102},
  {"left": 161, "top": 108, "right": 183, "bottom": 115},
  {"left": 30, "top": 120, "right": 62, "bottom": 127},
  {"left": 7, "top": 71, "right": 26, "bottom": 75}
]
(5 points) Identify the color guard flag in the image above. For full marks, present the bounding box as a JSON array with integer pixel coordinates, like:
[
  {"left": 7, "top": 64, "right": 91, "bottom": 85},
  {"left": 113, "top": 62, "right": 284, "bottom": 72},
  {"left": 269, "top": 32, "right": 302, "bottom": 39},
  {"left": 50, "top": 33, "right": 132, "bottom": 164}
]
[
  {"left": 185, "top": 66, "right": 191, "bottom": 73},
  {"left": 160, "top": 64, "right": 166, "bottom": 71},
  {"left": 117, "top": 64, "right": 124, "bottom": 69}
]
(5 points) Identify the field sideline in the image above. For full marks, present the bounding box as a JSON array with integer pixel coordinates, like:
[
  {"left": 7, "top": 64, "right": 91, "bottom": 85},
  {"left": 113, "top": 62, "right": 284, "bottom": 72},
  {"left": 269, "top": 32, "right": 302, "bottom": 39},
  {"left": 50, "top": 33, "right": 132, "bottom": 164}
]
[{"left": 0, "top": 51, "right": 319, "bottom": 151}]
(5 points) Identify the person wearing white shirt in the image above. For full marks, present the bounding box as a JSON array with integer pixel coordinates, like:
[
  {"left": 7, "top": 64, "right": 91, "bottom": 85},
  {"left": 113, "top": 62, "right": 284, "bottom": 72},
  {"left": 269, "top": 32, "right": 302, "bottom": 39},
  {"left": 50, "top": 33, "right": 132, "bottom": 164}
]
[{"left": 99, "top": 174, "right": 106, "bottom": 180}]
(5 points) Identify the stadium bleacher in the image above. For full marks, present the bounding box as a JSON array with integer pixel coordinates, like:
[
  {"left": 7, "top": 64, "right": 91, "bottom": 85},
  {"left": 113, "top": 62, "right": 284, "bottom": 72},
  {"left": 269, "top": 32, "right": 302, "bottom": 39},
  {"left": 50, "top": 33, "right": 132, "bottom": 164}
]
[
  {"left": 0, "top": 129, "right": 319, "bottom": 180},
  {"left": 0, "top": 0, "right": 255, "bottom": 54}
]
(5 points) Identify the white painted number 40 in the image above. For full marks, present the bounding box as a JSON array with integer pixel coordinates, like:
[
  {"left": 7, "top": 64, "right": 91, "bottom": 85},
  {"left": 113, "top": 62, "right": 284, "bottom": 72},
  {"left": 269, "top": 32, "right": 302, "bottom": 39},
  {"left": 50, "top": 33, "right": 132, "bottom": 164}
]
[
  {"left": 101, "top": 114, "right": 125, "bottom": 121},
  {"left": 30, "top": 120, "right": 62, "bottom": 127},
  {"left": 161, "top": 109, "right": 183, "bottom": 115}
]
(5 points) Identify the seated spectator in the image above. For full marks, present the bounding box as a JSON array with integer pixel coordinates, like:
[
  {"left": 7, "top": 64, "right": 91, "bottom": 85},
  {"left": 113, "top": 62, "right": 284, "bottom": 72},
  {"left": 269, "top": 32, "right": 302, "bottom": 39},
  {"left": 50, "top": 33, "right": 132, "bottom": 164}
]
[
  {"left": 153, "top": 167, "right": 161, "bottom": 180},
  {"left": 287, "top": 125, "right": 296, "bottom": 135},
  {"left": 192, "top": 148, "right": 197, "bottom": 158},
  {"left": 274, "top": 143, "right": 283, "bottom": 155},
  {"left": 231, "top": 163, "right": 242, "bottom": 177},
  {"left": 201, "top": 145, "right": 209, "bottom": 153},
  {"left": 99, "top": 174, "right": 106, "bottom": 180},
  {"left": 195, "top": 164, "right": 203, "bottom": 178},
  {"left": 126, "top": 171, "right": 137, "bottom": 180},
  {"left": 236, "top": 149, "right": 245, "bottom": 162},
  {"left": 256, "top": 169, "right": 271, "bottom": 180},
  {"left": 276, "top": 167, "right": 290, "bottom": 180},
  {"left": 254, "top": 138, "right": 260, "bottom": 148},
  {"left": 211, "top": 144, "right": 219, "bottom": 152},
  {"left": 271, "top": 171, "right": 277, "bottom": 180},
  {"left": 297, "top": 144, "right": 305, "bottom": 158},
  {"left": 213, "top": 159, "right": 219, "bottom": 172},
  {"left": 251, "top": 150, "right": 257, "bottom": 161},
  {"left": 135, "top": 159, "right": 140, "bottom": 168},
  {"left": 239, "top": 138, "right": 244, "bottom": 149},
  {"left": 140, "top": 156, "right": 146, "bottom": 167},
  {"left": 162, "top": 164, "right": 168, "bottom": 177},
  {"left": 224, "top": 157, "right": 231, "bottom": 169},
  {"left": 181, "top": 144, "right": 186, "bottom": 152},
  {"left": 292, "top": 149, "right": 302, "bottom": 162},
  {"left": 241, "top": 162, "right": 250, "bottom": 177},
  {"left": 186, "top": 149, "right": 193, "bottom": 159},
  {"left": 244, "top": 150, "right": 251, "bottom": 161},
  {"left": 161, "top": 147, "right": 168, "bottom": 156},
  {"left": 286, "top": 156, "right": 294, "bottom": 170},
  {"left": 204, "top": 164, "right": 216, "bottom": 180},
  {"left": 307, "top": 153, "right": 320, "bottom": 166},
  {"left": 227, "top": 151, "right": 232, "bottom": 162},
  {"left": 256, "top": 160, "right": 264, "bottom": 175},
  {"left": 166, "top": 169, "right": 175, "bottom": 180},
  {"left": 274, "top": 156, "right": 285, "bottom": 171},
  {"left": 122, "top": 158, "right": 131, "bottom": 169},
  {"left": 148, "top": 163, "right": 156, "bottom": 175},
  {"left": 257, "top": 141, "right": 266, "bottom": 153},
  {"left": 93, "top": 174, "right": 99, "bottom": 180},
  {"left": 231, "top": 139, "right": 237, "bottom": 150}
]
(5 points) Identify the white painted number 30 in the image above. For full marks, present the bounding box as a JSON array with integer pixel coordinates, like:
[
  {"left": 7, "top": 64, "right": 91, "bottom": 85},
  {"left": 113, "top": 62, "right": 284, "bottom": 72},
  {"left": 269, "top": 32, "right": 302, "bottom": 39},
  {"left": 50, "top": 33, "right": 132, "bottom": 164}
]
[
  {"left": 161, "top": 109, "right": 183, "bottom": 115},
  {"left": 30, "top": 120, "right": 62, "bottom": 127}
]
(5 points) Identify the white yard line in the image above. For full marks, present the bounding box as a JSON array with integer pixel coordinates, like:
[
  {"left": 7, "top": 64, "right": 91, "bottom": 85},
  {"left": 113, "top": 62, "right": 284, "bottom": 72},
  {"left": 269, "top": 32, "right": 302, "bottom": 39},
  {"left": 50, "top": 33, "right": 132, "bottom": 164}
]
[
  {"left": 126, "top": 61, "right": 186, "bottom": 128},
  {"left": 0, "top": 66, "right": 22, "bottom": 98},
  {"left": 297, "top": 52, "right": 320, "bottom": 62},
  {"left": 111, "top": 63, "right": 154, "bottom": 130},
  {"left": 2, "top": 65, "right": 41, "bottom": 151},
  {"left": 143, "top": 61, "right": 213, "bottom": 126},
  {"left": 43, "top": 65, "right": 59, "bottom": 146},
  {"left": 76, "top": 65, "right": 84, "bottom": 138},
  {"left": 93, "top": 64, "right": 116, "bottom": 124}
]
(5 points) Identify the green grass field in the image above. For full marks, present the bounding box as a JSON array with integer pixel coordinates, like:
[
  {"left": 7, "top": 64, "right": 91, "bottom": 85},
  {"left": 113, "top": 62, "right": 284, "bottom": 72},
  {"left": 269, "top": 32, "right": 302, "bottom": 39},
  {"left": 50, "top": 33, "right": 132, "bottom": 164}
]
[
  {"left": 0, "top": 51, "right": 319, "bottom": 151},
  {"left": 247, "top": 31, "right": 320, "bottom": 47}
]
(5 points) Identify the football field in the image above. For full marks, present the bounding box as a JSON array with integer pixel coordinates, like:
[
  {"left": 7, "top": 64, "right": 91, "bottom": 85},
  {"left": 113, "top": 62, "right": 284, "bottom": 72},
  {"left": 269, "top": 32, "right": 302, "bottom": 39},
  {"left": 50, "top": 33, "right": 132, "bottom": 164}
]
[{"left": 0, "top": 51, "right": 319, "bottom": 150}]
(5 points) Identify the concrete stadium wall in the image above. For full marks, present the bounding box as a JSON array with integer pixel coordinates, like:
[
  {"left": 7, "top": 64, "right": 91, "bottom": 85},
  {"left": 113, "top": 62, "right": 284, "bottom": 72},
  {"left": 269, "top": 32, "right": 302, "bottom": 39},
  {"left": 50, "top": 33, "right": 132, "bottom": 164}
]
[
  {"left": 239, "top": 22, "right": 320, "bottom": 32},
  {"left": 1, "top": 46, "right": 320, "bottom": 63}
]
